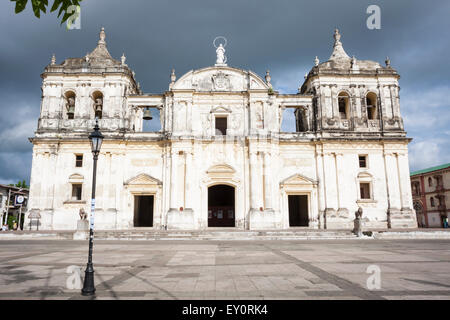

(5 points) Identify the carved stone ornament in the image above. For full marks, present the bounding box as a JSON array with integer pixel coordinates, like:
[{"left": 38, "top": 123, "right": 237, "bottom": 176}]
[{"left": 212, "top": 71, "right": 231, "bottom": 91}]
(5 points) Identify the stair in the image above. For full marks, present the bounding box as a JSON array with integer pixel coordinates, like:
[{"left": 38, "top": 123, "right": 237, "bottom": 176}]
[{"left": 0, "top": 228, "right": 361, "bottom": 240}]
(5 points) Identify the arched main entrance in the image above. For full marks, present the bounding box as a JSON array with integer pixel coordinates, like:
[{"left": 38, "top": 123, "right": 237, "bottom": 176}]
[{"left": 208, "top": 185, "right": 235, "bottom": 227}]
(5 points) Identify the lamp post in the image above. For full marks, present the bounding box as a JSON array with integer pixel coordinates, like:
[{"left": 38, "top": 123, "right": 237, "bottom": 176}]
[{"left": 81, "top": 119, "right": 104, "bottom": 296}]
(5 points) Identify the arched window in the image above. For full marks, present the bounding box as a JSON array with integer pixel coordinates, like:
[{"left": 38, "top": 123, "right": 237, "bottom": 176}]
[
  {"left": 338, "top": 92, "right": 350, "bottom": 119},
  {"left": 92, "top": 91, "right": 103, "bottom": 119},
  {"left": 294, "top": 107, "right": 308, "bottom": 132},
  {"left": 430, "top": 197, "right": 435, "bottom": 207},
  {"left": 65, "top": 91, "right": 76, "bottom": 119},
  {"left": 428, "top": 177, "right": 433, "bottom": 187},
  {"left": 366, "top": 92, "right": 378, "bottom": 120}
]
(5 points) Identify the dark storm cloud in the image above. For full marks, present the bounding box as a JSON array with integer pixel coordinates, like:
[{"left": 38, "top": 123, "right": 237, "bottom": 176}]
[{"left": 0, "top": 0, "right": 449, "bottom": 183}]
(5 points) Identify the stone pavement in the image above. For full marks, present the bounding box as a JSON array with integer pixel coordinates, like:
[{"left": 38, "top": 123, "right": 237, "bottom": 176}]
[{"left": 0, "top": 239, "right": 450, "bottom": 300}]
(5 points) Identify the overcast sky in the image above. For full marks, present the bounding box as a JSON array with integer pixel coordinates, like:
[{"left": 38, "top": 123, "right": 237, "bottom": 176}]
[{"left": 0, "top": 0, "right": 449, "bottom": 185}]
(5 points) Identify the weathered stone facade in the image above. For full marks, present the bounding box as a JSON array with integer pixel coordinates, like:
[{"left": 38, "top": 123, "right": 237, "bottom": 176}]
[{"left": 28, "top": 28, "right": 417, "bottom": 230}]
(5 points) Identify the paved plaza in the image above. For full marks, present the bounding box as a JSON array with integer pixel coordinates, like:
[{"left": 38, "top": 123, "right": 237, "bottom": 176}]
[{"left": 0, "top": 239, "right": 450, "bottom": 300}]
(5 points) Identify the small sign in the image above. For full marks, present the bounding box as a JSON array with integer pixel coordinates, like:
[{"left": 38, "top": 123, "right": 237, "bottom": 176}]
[
  {"left": 28, "top": 210, "right": 41, "bottom": 219},
  {"left": 15, "top": 195, "right": 25, "bottom": 206}
]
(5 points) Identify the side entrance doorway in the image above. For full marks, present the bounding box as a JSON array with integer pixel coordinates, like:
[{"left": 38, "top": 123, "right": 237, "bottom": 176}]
[
  {"left": 288, "top": 195, "right": 309, "bottom": 227},
  {"left": 134, "top": 195, "right": 154, "bottom": 227},
  {"left": 208, "top": 185, "right": 235, "bottom": 227}
]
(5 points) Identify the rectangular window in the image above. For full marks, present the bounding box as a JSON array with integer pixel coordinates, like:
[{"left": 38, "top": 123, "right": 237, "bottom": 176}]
[
  {"left": 359, "top": 155, "right": 367, "bottom": 168},
  {"left": 215, "top": 117, "right": 227, "bottom": 135},
  {"left": 360, "top": 183, "right": 371, "bottom": 200},
  {"left": 75, "top": 154, "right": 83, "bottom": 167},
  {"left": 72, "top": 184, "right": 82, "bottom": 201}
]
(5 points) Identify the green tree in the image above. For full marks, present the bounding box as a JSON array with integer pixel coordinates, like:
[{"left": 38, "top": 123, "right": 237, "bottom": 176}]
[
  {"left": 8, "top": 180, "right": 29, "bottom": 189},
  {"left": 11, "top": 0, "right": 83, "bottom": 24}
]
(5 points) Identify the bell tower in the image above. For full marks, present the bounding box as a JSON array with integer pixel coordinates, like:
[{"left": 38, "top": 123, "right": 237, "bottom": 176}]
[{"left": 37, "top": 27, "right": 140, "bottom": 135}]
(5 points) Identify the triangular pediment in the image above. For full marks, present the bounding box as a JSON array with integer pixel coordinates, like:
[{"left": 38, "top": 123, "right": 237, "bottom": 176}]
[
  {"left": 207, "top": 164, "right": 236, "bottom": 174},
  {"left": 211, "top": 105, "right": 231, "bottom": 113},
  {"left": 124, "top": 173, "right": 162, "bottom": 186},
  {"left": 280, "top": 173, "right": 317, "bottom": 186}
]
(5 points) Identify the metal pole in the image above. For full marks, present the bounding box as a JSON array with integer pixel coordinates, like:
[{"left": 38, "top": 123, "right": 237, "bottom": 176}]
[
  {"left": 81, "top": 153, "right": 98, "bottom": 296},
  {"left": 4, "top": 189, "right": 11, "bottom": 226},
  {"left": 18, "top": 205, "right": 22, "bottom": 231}
]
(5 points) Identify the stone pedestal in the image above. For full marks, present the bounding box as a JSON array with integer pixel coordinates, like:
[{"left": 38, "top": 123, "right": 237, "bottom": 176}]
[
  {"left": 249, "top": 209, "right": 279, "bottom": 230},
  {"left": 73, "top": 220, "right": 89, "bottom": 240},
  {"left": 353, "top": 218, "right": 363, "bottom": 237},
  {"left": 166, "top": 208, "right": 195, "bottom": 230},
  {"left": 77, "top": 220, "right": 89, "bottom": 231}
]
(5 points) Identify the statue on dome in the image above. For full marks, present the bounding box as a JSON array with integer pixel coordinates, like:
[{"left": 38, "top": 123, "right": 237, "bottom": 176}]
[
  {"left": 216, "top": 44, "right": 226, "bottom": 65},
  {"left": 213, "top": 36, "right": 228, "bottom": 66}
]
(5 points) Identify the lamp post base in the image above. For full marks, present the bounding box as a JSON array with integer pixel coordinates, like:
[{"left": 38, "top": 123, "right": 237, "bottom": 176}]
[{"left": 81, "top": 263, "right": 96, "bottom": 296}]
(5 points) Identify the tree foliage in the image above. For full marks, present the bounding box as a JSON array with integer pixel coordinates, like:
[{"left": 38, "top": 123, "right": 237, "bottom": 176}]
[
  {"left": 11, "top": 0, "right": 83, "bottom": 24},
  {"left": 8, "top": 180, "right": 29, "bottom": 189}
]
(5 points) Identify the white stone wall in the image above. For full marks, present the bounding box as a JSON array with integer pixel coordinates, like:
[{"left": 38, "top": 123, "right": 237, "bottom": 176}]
[{"left": 28, "top": 65, "right": 416, "bottom": 231}]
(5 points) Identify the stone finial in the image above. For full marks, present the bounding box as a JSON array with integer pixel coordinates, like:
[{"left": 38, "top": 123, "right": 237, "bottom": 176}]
[
  {"left": 98, "top": 27, "right": 106, "bottom": 46},
  {"left": 85, "top": 53, "right": 89, "bottom": 62},
  {"left": 329, "top": 28, "right": 350, "bottom": 60},
  {"left": 334, "top": 28, "right": 342, "bottom": 44},
  {"left": 314, "top": 56, "right": 319, "bottom": 66},
  {"left": 265, "top": 70, "right": 272, "bottom": 88},
  {"left": 51, "top": 53, "right": 56, "bottom": 65},
  {"left": 121, "top": 53, "right": 126, "bottom": 65},
  {"left": 304, "top": 73, "right": 308, "bottom": 80},
  {"left": 169, "top": 69, "right": 176, "bottom": 89},
  {"left": 385, "top": 56, "right": 391, "bottom": 67}
]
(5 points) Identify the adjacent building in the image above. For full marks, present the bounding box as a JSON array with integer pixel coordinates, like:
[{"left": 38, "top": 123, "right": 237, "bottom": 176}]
[
  {"left": 411, "top": 163, "right": 450, "bottom": 228},
  {"left": 0, "top": 184, "right": 29, "bottom": 229},
  {"left": 27, "top": 28, "right": 417, "bottom": 231}
]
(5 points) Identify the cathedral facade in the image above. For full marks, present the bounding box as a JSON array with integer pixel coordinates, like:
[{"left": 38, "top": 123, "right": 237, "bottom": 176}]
[{"left": 28, "top": 28, "right": 417, "bottom": 231}]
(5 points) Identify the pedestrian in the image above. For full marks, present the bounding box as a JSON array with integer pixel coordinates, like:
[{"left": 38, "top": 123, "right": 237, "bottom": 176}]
[
  {"left": 444, "top": 217, "right": 449, "bottom": 229},
  {"left": 13, "top": 221, "right": 18, "bottom": 231}
]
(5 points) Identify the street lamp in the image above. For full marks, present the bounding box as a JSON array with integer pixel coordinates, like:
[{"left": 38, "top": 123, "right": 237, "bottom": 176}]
[{"left": 81, "top": 118, "right": 104, "bottom": 296}]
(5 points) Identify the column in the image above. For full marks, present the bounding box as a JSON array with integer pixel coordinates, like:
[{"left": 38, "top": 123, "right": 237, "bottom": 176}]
[
  {"left": 185, "top": 151, "right": 193, "bottom": 209},
  {"left": 335, "top": 153, "right": 345, "bottom": 211},
  {"left": 169, "top": 151, "right": 178, "bottom": 210},
  {"left": 263, "top": 151, "right": 272, "bottom": 209},
  {"left": 397, "top": 152, "right": 413, "bottom": 209},
  {"left": 249, "top": 151, "right": 259, "bottom": 209}
]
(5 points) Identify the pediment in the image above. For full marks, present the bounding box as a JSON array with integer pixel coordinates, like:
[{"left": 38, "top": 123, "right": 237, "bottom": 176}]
[
  {"left": 357, "top": 172, "right": 373, "bottom": 179},
  {"left": 207, "top": 164, "right": 236, "bottom": 174},
  {"left": 69, "top": 173, "right": 84, "bottom": 181},
  {"left": 124, "top": 173, "right": 162, "bottom": 186},
  {"left": 210, "top": 105, "right": 231, "bottom": 114},
  {"left": 172, "top": 66, "right": 269, "bottom": 92},
  {"left": 280, "top": 173, "right": 317, "bottom": 186}
]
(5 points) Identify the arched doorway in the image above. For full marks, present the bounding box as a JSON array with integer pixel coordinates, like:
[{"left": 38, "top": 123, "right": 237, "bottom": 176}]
[{"left": 208, "top": 185, "right": 235, "bottom": 227}]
